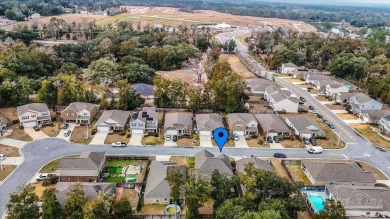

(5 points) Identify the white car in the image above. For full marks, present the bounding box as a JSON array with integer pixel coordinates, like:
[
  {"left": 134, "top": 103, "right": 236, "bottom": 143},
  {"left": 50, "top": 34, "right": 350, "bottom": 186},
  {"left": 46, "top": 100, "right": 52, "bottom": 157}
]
[
  {"left": 111, "top": 142, "right": 127, "bottom": 147},
  {"left": 234, "top": 134, "right": 239, "bottom": 141},
  {"left": 36, "top": 173, "right": 54, "bottom": 181},
  {"left": 0, "top": 154, "right": 6, "bottom": 160}
]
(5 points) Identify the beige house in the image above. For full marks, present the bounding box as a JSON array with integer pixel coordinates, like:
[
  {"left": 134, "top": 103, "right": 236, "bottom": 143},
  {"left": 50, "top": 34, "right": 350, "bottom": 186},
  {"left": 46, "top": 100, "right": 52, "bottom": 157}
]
[
  {"left": 95, "top": 110, "right": 129, "bottom": 132},
  {"left": 58, "top": 151, "right": 105, "bottom": 182},
  {"left": 195, "top": 113, "right": 224, "bottom": 136},
  {"left": 285, "top": 116, "right": 325, "bottom": 139},
  {"left": 227, "top": 113, "right": 258, "bottom": 136},
  {"left": 164, "top": 112, "right": 193, "bottom": 137},
  {"left": 17, "top": 103, "right": 51, "bottom": 127},
  {"left": 254, "top": 114, "right": 290, "bottom": 138},
  {"left": 301, "top": 161, "right": 376, "bottom": 186},
  {"left": 60, "top": 102, "right": 100, "bottom": 125}
]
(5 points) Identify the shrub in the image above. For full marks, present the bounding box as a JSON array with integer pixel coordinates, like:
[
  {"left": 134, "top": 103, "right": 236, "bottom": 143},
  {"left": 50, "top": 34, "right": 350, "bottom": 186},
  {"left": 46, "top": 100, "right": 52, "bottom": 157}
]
[
  {"left": 91, "top": 129, "right": 97, "bottom": 135},
  {"left": 258, "top": 139, "right": 264, "bottom": 145},
  {"left": 315, "top": 136, "right": 327, "bottom": 140},
  {"left": 42, "top": 179, "right": 51, "bottom": 187},
  {"left": 251, "top": 135, "right": 258, "bottom": 139},
  {"left": 119, "top": 131, "right": 125, "bottom": 136}
]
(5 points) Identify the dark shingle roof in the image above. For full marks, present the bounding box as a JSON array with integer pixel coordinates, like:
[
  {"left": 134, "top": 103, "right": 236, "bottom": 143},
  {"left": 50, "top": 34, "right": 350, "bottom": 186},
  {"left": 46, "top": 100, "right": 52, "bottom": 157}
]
[
  {"left": 195, "top": 149, "right": 233, "bottom": 177},
  {"left": 96, "top": 110, "right": 130, "bottom": 127},
  {"left": 195, "top": 113, "right": 224, "bottom": 131},
  {"left": 236, "top": 157, "right": 274, "bottom": 174},
  {"left": 254, "top": 114, "right": 290, "bottom": 133},
  {"left": 302, "top": 161, "right": 376, "bottom": 183},
  {"left": 59, "top": 152, "right": 105, "bottom": 170},
  {"left": 131, "top": 83, "right": 154, "bottom": 96}
]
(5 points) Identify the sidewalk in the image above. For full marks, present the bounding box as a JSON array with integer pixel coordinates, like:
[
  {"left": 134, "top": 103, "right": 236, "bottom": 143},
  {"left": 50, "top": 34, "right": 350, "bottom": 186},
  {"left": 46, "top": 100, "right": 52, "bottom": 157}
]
[
  {"left": 0, "top": 157, "right": 23, "bottom": 165},
  {"left": 0, "top": 138, "right": 27, "bottom": 148}
]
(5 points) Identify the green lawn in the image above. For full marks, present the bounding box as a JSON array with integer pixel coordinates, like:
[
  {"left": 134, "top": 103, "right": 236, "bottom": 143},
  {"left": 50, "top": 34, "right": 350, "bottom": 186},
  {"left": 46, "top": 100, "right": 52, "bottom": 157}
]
[
  {"left": 105, "top": 160, "right": 135, "bottom": 167},
  {"left": 107, "top": 167, "right": 123, "bottom": 174},
  {"left": 103, "top": 177, "right": 125, "bottom": 183}
]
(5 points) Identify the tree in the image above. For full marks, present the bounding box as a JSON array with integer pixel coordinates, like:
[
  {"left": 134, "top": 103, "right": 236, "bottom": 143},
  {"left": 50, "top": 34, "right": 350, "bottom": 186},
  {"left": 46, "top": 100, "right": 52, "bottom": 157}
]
[
  {"left": 6, "top": 184, "right": 39, "bottom": 219},
  {"left": 116, "top": 80, "right": 145, "bottom": 110},
  {"left": 167, "top": 167, "right": 186, "bottom": 207},
  {"left": 56, "top": 74, "right": 85, "bottom": 105},
  {"left": 196, "top": 37, "right": 210, "bottom": 52},
  {"left": 210, "top": 170, "right": 238, "bottom": 210},
  {"left": 188, "top": 57, "right": 205, "bottom": 83},
  {"left": 56, "top": 63, "right": 82, "bottom": 78},
  {"left": 36, "top": 80, "right": 58, "bottom": 109},
  {"left": 185, "top": 174, "right": 211, "bottom": 219},
  {"left": 112, "top": 197, "right": 132, "bottom": 219},
  {"left": 313, "top": 199, "right": 346, "bottom": 219},
  {"left": 41, "top": 187, "right": 65, "bottom": 219},
  {"left": 215, "top": 199, "right": 245, "bottom": 219},
  {"left": 86, "top": 58, "right": 119, "bottom": 85},
  {"left": 83, "top": 193, "right": 113, "bottom": 219},
  {"left": 119, "top": 62, "right": 155, "bottom": 83},
  {"left": 258, "top": 199, "right": 289, "bottom": 219},
  {"left": 63, "top": 184, "right": 88, "bottom": 219}
]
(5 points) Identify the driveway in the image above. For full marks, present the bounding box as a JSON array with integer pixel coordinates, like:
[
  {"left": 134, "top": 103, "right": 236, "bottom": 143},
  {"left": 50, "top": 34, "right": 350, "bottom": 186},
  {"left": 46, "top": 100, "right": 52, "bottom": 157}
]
[
  {"left": 89, "top": 131, "right": 108, "bottom": 145},
  {"left": 199, "top": 135, "right": 213, "bottom": 147},
  {"left": 234, "top": 137, "right": 249, "bottom": 148},
  {"left": 0, "top": 157, "right": 23, "bottom": 165},
  {"left": 24, "top": 127, "right": 49, "bottom": 140},
  {"left": 164, "top": 140, "right": 177, "bottom": 146},
  {"left": 0, "top": 138, "right": 27, "bottom": 148},
  {"left": 269, "top": 143, "right": 284, "bottom": 149},
  {"left": 128, "top": 133, "right": 143, "bottom": 146},
  {"left": 56, "top": 124, "right": 76, "bottom": 141}
]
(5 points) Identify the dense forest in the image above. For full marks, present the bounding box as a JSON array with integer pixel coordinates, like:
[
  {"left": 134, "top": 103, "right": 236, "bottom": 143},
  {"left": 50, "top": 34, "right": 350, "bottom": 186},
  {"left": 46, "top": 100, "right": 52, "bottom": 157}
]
[{"left": 248, "top": 28, "right": 390, "bottom": 104}]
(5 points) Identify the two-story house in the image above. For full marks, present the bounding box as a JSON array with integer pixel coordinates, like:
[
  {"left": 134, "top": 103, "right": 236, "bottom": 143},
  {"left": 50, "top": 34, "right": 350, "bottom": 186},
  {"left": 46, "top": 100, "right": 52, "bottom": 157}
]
[
  {"left": 164, "top": 112, "right": 193, "bottom": 138},
  {"left": 227, "top": 113, "right": 258, "bottom": 136},
  {"left": 379, "top": 115, "right": 390, "bottom": 137},
  {"left": 269, "top": 91, "right": 299, "bottom": 113},
  {"left": 130, "top": 109, "right": 159, "bottom": 135},
  {"left": 281, "top": 62, "right": 298, "bottom": 75},
  {"left": 349, "top": 93, "right": 383, "bottom": 114},
  {"left": 60, "top": 102, "right": 100, "bottom": 125},
  {"left": 325, "top": 82, "right": 350, "bottom": 96},
  {"left": 17, "top": 103, "right": 51, "bottom": 127}
]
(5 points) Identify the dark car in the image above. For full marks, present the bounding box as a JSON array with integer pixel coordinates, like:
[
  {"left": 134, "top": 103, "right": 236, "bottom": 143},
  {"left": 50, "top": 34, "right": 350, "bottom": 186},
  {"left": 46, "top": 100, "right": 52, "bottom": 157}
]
[
  {"left": 303, "top": 137, "right": 310, "bottom": 144},
  {"left": 173, "top": 135, "right": 178, "bottom": 142},
  {"left": 328, "top": 124, "right": 335, "bottom": 129},
  {"left": 274, "top": 153, "right": 287, "bottom": 158},
  {"left": 33, "top": 126, "right": 40, "bottom": 131},
  {"left": 267, "top": 136, "right": 273, "bottom": 143},
  {"left": 300, "top": 97, "right": 306, "bottom": 102},
  {"left": 299, "top": 101, "right": 304, "bottom": 105},
  {"left": 309, "top": 138, "right": 318, "bottom": 146},
  {"left": 322, "top": 119, "right": 330, "bottom": 124},
  {"left": 309, "top": 106, "right": 315, "bottom": 110},
  {"left": 273, "top": 136, "right": 280, "bottom": 143},
  {"left": 298, "top": 108, "right": 308, "bottom": 113},
  {"left": 317, "top": 114, "right": 323, "bottom": 119}
]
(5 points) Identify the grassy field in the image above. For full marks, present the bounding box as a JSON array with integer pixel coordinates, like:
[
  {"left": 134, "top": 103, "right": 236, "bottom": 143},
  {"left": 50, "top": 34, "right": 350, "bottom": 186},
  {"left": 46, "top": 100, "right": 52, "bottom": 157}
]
[
  {"left": 33, "top": 182, "right": 55, "bottom": 199},
  {"left": 69, "top": 126, "right": 93, "bottom": 144},
  {"left": 0, "top": 165, "right": 16, "bottom": 181},
  {"left": 325, "top": 104, "right": 345, "bottom": 110},
  {"left": 41, "top": 122, "right": 61, "bottom": 137},
  {"left": 351, "top": 124, "right": 390, "bottom": 149},
  {"left": 177, "top": 137, "right": 195, "bottom": 146},
  {"left": 122, "top": 189, "right": 139, "bottom": 211},
  {"left": 336, "top": 113, "right": 357, "bottom": 120},
  {"left": 7, "top": 123, "right": 33, "bottom": 141},
  {"left": 103, "top": 176, "right": 125, "bottom": 183},
  {"left": 285, "top": 164, "right": 311, "bottom": 185},
  {"left": 315, "top": 95, "right": 329, "bottom": 101},
  {"left": 141, "top": 136, "right": 163, "bottom": 145},
  {"left": 281, "top": 139, "right": 303, "bottom": 148},
  {"left": 140, "top": 204, "right": 166, "bottom": 214},
  {"left": 104, "top": 133, "right": 130, "bottom": 145},
  {"left": 246, "top": 137, "right": 268, "bottom": 147},
  {"left": 99, "top": 13, "right": 131, "bottom": 26},
  {"left": 286, "top": 78, "right": 303, "bottom": 82},
  {"left": 169, "top": 156, "right": 190, "bottom": 166},
  {"left": 220, "top": 54, "right": 255, "bottom": 79},
  {"left": 0, "top": 145, "right": 20, "bottom": 157},
  {"left": 105, "top": 160, "right": 134, "bottom": 167}
]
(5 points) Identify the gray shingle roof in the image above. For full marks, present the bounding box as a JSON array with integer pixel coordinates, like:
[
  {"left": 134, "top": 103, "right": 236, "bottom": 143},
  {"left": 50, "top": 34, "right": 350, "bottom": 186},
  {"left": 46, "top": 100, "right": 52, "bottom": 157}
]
[
  {"left": 302, "top": 161, "right": 376, "bottom": 183},
  {"left": 17, "top": 103, "right": 49, "bottom": 115},
  {"left": 59, "top": 152, "right": 105, "bottom": 170},
  {"left": 283, "top": 62, "right": 298, "bottom": 68},
  {"left": 65, "top": 102, "right": 99, "bottom": 113},
  {"left": 307, "top": 75, "right": 331, "bottom": 81},
  {"left": 351, "top": 93, "right": 373, "bottom": 104},
  {"left": 286, "top": 116, "right": 324, "bottom": 135},
  {"left": 384, "top": 115, "right": 390, "bottom": 121},
  {"left": 195, "top": 113, "right": 224, "bottom": 131},
  {"left": 56, "top": 182, "right": 116, "bottom": 206},
  {"left": 265, "top": 85, "right": 278, "bottom": 95},
  {"left": 96, "top": 110, "right": 130, "bottom": 127},
  {"left": 246, "top": 78, "right": 274, "bottom": 93},
  {"left": 131, "top": 83, "right": 154, "bottom": 96},
  {"left": 133, "top": 110, "right": 159, "bottom": 123},
  {"left": 254, "top": 114, "right": 290, "bottom": 133},
  {"left": 164, "top": 112, "right": 192, "bottom": 130},
  {"left": 144, "top": 161, "right": 186, "bottom": 198},
  {"left": 360, "top": 110, "right": 390, "bottom": 123},
  {"left": 236, "top": 157, "right": 274, "bottom": 174},
  {"left": 227, "top": 113, "right": 257, "bottom": 127},
  {"left": 326, "top": 185, "right": 390, "bottom": 211},
  {"left": 195, "top": 149, "right": 233, "bottom": 178}
]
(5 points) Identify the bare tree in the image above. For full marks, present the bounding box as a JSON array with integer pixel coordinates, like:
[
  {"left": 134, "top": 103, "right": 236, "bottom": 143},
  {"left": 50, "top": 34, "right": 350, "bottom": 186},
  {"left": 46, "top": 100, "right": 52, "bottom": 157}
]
[{"left": 189, "top": 56, "right": 205, "bottom": 83}]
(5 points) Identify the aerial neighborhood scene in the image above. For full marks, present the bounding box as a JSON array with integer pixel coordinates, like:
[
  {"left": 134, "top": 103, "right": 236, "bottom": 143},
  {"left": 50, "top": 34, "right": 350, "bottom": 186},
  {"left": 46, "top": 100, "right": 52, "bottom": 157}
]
[{"left": 1, "top": 0, "right": 390, "bottom": 218}]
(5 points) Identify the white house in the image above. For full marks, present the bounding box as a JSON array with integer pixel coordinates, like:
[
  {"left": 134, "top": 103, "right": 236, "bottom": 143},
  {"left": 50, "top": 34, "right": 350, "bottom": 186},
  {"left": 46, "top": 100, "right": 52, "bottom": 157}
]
[
  {"left": 17, "top": 103, "right": 51, "bottom": 127},
  {"left": 281, "top": 62, "right": 298, "bottom": 74},
  {"left": 379, "top": 115, "right": 390, "bottom": 137},
  {"left": 130, "top": 109, "right": 159, "bottom": 135},
  {"left": 325, "top": 82, "right": 350, "bottom": 96},
  {"left": 269, "top": 91, "right": 299, "bottom": 113},
  {"left": 285, "top": 116, "right": 325, "bottom": 139}
]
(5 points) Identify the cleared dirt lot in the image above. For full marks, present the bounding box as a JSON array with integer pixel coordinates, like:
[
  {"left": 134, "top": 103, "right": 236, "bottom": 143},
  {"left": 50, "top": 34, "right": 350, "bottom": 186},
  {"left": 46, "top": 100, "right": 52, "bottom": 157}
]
[
  {"left": 220, "top": 54, "right": 256, "bottom": 79},
  {"left": 123, "top": 6, "right": 316, "bottom": 32},
  {"left": 157, "top": 69, "right": 200, "bottom": 86},
  {"left": 18, "top": 14, "right": 108, "bottom": 27}
]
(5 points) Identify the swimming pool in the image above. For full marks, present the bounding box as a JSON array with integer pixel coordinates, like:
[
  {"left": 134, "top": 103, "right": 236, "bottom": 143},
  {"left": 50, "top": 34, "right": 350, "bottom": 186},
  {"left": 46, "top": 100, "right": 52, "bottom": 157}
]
[{"left": 308, "top": 193, "right": 325, "bottom": 212}]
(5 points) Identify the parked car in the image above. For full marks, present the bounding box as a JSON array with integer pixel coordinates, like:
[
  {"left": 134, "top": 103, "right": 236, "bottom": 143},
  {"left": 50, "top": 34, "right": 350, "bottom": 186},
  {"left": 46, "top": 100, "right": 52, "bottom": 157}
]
[
  {"left": 33, "top": 126, "right": 40, "bottom": 131},
  {"left": 273, "top": 136, "right": 280, "bottom": 143},
  {"left": 317, "top": 92, "right": 326, "bottom": 96},
  {"left": 303, "top": 137, "right": 310, "bottom": 145},
  {"left": 36, "top": 173, "right": 54, "bottom": 181},
  {"left": 308, "top": 146, "right": 323, "bottom": 154},
  {"left": 300, "top": 97, "right": 306, "bottom": 102},
  {"left": 0, "top": 153, "right": 6, "bottom": 160},
  {"left": 274, "top": 153, "right": 287, "bottom": 158},
  {"left": 172, "top": 135, "right": 178, "bottom": 142},
  {"left": 267, "top": 136, "right": 273, "bottom": 143},
  {"left": 64, "top": 130, "right": 71, "bottom": 137},
  {"left": 60, "top": 123, "right": 69, "bottom": 129},
  {"left": 328, "top": 124, "right": 335, "bottom": 129},
  {"left": 298, "top": 108, "right": 308, "bottom": 113},
  {"left": 322, "top": 119, "right": 330, "bottom": 124},
  {"left": 317, "top": 114, "right": 323, "bottom": 119},
  {"left": 308, "top": 106, "right": 315, "bottom": 110},
  {"left": 234, "top": 134, "right": 239, "bottom": 141},
  {"left": 299, "top": 101, "right": 304, "bottom": 105},
  {"left": 111, "top": 142, "right": 127, "bottom": 147},
  {"left": 165, "top": 135, "right": 171, "bottom": 141},
  {"left": 309, "top": 138, "right": 318, "bottom": 146}
]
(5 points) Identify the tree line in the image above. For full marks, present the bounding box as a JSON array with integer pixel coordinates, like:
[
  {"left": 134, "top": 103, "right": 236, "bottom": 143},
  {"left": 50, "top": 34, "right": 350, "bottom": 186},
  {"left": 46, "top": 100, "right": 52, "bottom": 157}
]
[{"left": 249, "top": 28, "right": 390, "bottom": 104}]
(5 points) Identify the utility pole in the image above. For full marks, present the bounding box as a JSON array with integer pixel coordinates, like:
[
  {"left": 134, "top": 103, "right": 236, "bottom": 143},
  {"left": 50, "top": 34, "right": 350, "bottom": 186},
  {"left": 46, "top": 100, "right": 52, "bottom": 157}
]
[{"left": 337, "top": 132, "right": 342, "bottom": 145}]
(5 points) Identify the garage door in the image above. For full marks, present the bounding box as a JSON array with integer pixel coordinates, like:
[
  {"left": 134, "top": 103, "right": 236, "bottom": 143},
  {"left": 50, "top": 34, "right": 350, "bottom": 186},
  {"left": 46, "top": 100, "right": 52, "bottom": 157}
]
[
  {"left": 267, "top": 132, "right": 278, "bottom": 138},
  {"left": 23, "top": 121, "right": 36, "bottom": 127},
  {"left": 97, "top": 126, "right": 109, "bottom": 132},
  {"left": 199, "top": 131, "right": 211, "bottom": 136},
  {"left": 131, "top": 129, "right": 144, "bottom": 134},
  {"left": 233, "top": 131, "right": 245, "bottom": 136},
  {"left": 166, "top": 130, "right": 178, "bottom": 136}
]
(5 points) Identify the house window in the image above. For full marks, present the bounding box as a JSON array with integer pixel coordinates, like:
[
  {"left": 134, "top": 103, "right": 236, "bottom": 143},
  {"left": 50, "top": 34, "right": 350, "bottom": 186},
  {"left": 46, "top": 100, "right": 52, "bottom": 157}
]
[
  {"left": 42, "top": 112, "right": 48, "bottom": 116},
  {"left": 31, "top": 115, "right": 36, "bottom": 118},
  {"left": 236, "top": 124, "right": 242, "bottom": 128},
  {"left": 132, "top": 123, "right": 136, "bottom": 126},
  {"left": 138, "top": 123, "right": 142, "bottom": 126},
  {"left": 251, "top": 124, "right": 256, "bottom": 127},
  {"left": 82, "top": 112, "right": 88, "bottom": 116},
  {"left": 21, "top": 116, "right": 29, "bottom": 120},
  {"left": 183, "top": 129, "right": 189, "bottom": 134},
  {"left": 67, "top": 113, "right": 73, "bottom": 117}
]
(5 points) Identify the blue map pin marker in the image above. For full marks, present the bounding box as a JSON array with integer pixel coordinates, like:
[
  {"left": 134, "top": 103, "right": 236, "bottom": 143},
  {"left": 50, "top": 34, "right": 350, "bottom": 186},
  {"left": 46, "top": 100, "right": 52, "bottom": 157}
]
[{"left": 213, "top": 127, "right": 228, "bottom": 152}]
